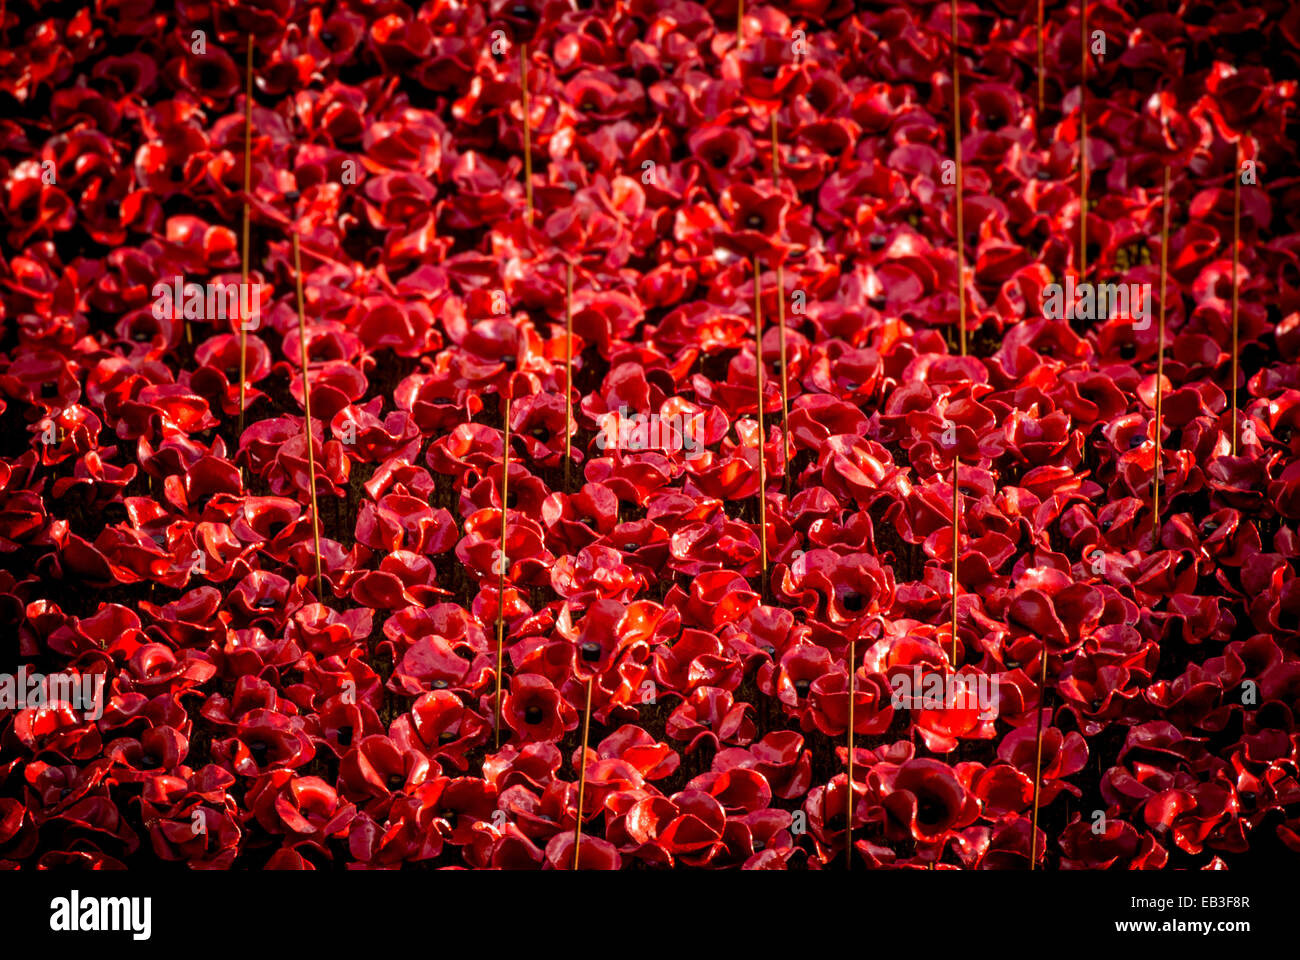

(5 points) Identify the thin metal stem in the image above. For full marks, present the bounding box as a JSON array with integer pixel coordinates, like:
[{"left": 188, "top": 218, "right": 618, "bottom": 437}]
[
  {"left": 1029, "top": 648, "right": 1050, "bottom": 870},
  {"left": 1231, "top": 141, "right": 1241, "bottom": 455},
  {"left": 495, "top": 394, "right": 512, "bottom": 748},
  {"left": 753, "top": 255, "right": 769, "bottom": 594},
  {"left": 521, "top": 43, "right": 532, "bottom": 227},
  {"left": 772, "top": 114, "right": 791, "bottom": 495},
  {"left": 951, "top": 459, "right": 960, "bottom": 664},
  {"left": 952, "top": 0, "right": 966, "bottom": 356},
  {"left": 1154, "top": 167, "right": 1170, "bottom": 539},
  {"left": 238, "top": 36, "right": 253, "bottom": 442},
  {"left": 1079, "top": 1, "right": 1088, "bottom": 280},
  {"left": 565, "top": 261, "right": 574, "bottom": 490},
  {"left": 292, "top": 234, "right": 324, "bottom": 598},
  {"left": 845, "top": 638, "right": 855, "bottom": 869},
  {"left": 573, "top": 675, "right": 594, "bottom": 870},
  {"left": 1037, "top": 0, "right": 1045, "bottom": 121}
]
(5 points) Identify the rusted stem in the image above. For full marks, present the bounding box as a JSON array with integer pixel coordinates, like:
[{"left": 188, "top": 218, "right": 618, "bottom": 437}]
[
  {"left": 292, "top": 234, "right": 324, "bottom": 598},
  {"left": 952, "top": 0, "right": 967, "bottom": 355},
  {"left": 494, "top": 394, "right": 512, "bottom": 748},
  {"left": 238, "top": 36, "right": 254, "bottom": 443},
  {"left": 1154, "top": 167, "right": 1170, "bottom": 538},
  {"left": 1029, "top": 648, "right": 1050, "bottom": 870},
  {"left": 521, "top": 43, "right": 532, "bottom": 227},
  {"left": 1231, "top": 141, "right": 1241, "bottom": 455},
  {"left": 565, "top": 261, "right": 574, "bottom": 490},
  {"left": 845, "top": 638, "right": 855, "bottom": 869},
  {"left": 752, "top": 255, "right": 769, "bottom": 595},
  {"left": 572, "top": 675, "right": 594, "bottom": 870}
]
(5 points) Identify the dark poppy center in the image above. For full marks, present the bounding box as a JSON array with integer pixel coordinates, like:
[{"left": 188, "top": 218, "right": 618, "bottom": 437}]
[
  {"left": 585, "top": 160, "right": 597, "bottom": 173},
  {"left": 869, "top": 294, "right": 887, "bottom": 310},
  {"left": 131, "top": 328, "right": 152, "bottom": 343},
  {"left": 1257, "top": 702, "right": 1288, "bottom": 728},
  {"left": 760, "top": 63, "right": 778, "bottom": 79},
  {"left": 248, "top": 741, "right": 269, "bottom": 761},
  {"left": 438, "top": 729, "right": 458, "bottom": 745},
  {"left": 710, "top": 152, "right": 728, "bottom": 169},
  {"left": 745, "top": 213, "right": 764, "bottom": 230},
  {"left": 40, "top": 382, "right": 59, "bottom": 398},
  {"left": 337, "top": 725, "right": 353, "bottom": 747},
  {"left": 868, "top": 233, "right": 887, "bottom": 250},
  {"left": 1128, "top": 434, "right": 1146, "bottom": 449},
  {"left": 840, "top": 590, "right": 866, "bottom": 613},
  {"left": 531, "top": 426, "right": 548, "bottom": 440},
  {"left": 387, "top": 774, "right": 405, "bottom": 790},
  {"left": 140, "top": 753, "right": 158, "bottom": 769},
  {"left": 917, "top": 798, "right": 946, "bottom": 827},
  {"left": 510, "top": 4, "right": 536, "bottom": 20},
  {"left": 524, "top": 704, "right": 544, "bottom": 724},
  {"left": 321, "top": 29, "right": 336, "bottom": 45},
  {"left": 793, "top": 678, "right": 811, "bottom": 697},
  {"left": 580, "top": 641, "right": 601, "bottom": 662},
  {"left": 253, "top": 596, "right": 277, "bottom": 609},
  {"left": 1035, "top": 168, "right": 1053, "bottom": 181},
  {"left": 1118, "top": 341, "right": 1137, "bottom": 360},
  {"left": 762, "top": 644, "right": 776, "bottom": 656},
  {"left": 456, "top": 646, "right": 474, "bottom": 661},
  {"left": 432, "top": 679, "right": 449, "bottom": 689}
]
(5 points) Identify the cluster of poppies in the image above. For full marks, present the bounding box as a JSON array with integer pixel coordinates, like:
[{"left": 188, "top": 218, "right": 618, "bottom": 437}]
[{"left": 2, "top": 0, "right": 1299, "bottom": 870}]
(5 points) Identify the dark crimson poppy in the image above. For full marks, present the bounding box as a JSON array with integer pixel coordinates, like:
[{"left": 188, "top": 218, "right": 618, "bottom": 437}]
[
  {"left": 501, "top": 673, "right": 575, "bottom": 744},
  {"left": 880, "top": 759, "right": 978, "bottom": 844}
]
